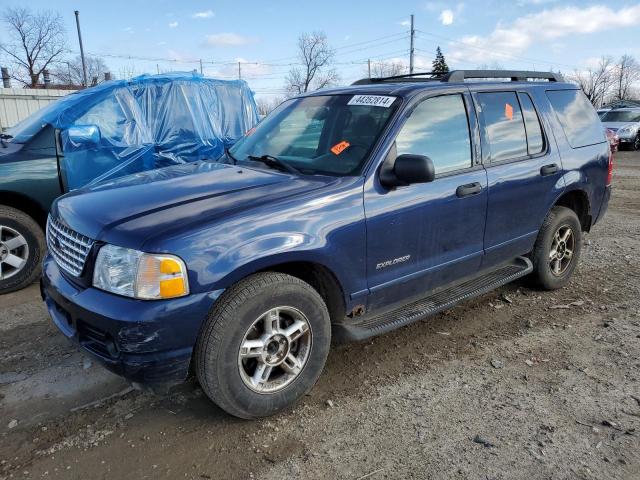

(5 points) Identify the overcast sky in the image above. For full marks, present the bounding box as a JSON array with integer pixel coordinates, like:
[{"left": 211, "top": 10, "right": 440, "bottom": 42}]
[{"left": 2, "top": 0, "right": 640, "bottom": 99}]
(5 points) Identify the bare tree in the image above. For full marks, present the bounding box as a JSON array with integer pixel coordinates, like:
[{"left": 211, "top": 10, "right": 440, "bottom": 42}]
[
  {"left": 612, "top": 54, "right": 640, "bottom": 101},
  {"left": 0, "top": 7, "right": 67, "bottom": 87},
  {"left": 369, "top": 60, "right": 406, "bottom": 78},
  {"left": 53, "top": 55, "right": 111, "bottom": 86},
  {"left": 567, "top": 56, "right": 615, "bottom": 107},
  {"left": 256, "top": 96, "right": 285, "bottom": 116},
  {"left": 285, "top": 32, "right": 339, "bottom": 96}
]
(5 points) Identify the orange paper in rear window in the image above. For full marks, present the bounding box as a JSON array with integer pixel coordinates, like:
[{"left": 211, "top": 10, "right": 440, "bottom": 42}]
[
  {"left": 505, "top": 103, "right": 514, "bottom": 120},
  {"left": 331, "top": 140, "right": 350, "bottom": 155}
]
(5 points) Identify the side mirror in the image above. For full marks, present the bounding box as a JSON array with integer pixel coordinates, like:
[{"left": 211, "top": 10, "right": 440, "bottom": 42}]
[
  {"left": 66, "top": 125, "right": 101, "bottom": 147},
  {"left": 380, "top": 153, "right": 435, "bottom": 188}
]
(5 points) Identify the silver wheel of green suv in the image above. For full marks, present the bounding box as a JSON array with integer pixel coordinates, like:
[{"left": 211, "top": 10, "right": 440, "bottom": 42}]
[
  {"left": 0, "top": 225, "right": 29, "bottom": 281},
  {"left": 0, "top": 206, "right": 46, "bottom": 294}
]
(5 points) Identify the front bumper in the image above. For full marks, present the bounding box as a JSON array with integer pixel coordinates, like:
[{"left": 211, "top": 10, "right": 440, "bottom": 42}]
[{"left": 41, "top": 255, "right": 223, "bottom": 386}]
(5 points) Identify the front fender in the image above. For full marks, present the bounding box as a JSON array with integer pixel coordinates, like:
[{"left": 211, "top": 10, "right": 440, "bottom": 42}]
[{"left": 215, "top": 233, "right": 344, "bottom": 286}]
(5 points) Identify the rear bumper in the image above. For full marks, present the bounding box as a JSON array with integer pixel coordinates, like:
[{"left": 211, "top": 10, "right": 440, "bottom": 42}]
[{"left": 41, "top": 255, "right": 223, "bottom": 386}]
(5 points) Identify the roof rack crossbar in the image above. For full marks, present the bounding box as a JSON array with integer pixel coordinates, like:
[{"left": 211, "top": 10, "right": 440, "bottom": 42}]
[{"left": 351, "top": 69, "right": 563, "bottom": 85}]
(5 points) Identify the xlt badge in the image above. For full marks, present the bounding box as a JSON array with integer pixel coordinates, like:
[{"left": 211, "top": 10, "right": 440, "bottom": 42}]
[{"left": 376, "top": 255, "right": 411, "bottom": 270}]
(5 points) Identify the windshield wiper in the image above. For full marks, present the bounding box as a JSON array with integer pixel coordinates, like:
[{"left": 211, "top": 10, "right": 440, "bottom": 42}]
[{"left": 246, "top": 154, "right": 300, "bottom": 175}]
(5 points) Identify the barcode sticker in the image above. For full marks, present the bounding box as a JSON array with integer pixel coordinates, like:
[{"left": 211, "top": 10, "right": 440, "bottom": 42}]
[{"left": 347, "top": 95, "right": 396, "bottom": 108}]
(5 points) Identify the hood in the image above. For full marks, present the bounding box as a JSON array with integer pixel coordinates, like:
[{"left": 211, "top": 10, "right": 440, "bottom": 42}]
[{"left": 53, "top": 161, "right": 335, "bottom": 249}]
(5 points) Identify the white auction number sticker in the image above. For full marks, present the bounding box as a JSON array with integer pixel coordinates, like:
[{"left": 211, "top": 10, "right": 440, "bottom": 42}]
[{"left": 347, "top": 95, "right": 396, "bottom": 108}]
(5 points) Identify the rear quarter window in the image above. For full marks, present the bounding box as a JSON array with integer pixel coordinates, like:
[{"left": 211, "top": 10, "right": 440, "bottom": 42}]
[{"left": 546, "top": 89, "right": 605, "bottom": 148}]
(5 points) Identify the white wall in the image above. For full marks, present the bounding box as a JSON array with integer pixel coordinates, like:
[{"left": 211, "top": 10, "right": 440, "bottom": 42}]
[{"left": 0, "top": 88, "right": 77, "bottom": 131}]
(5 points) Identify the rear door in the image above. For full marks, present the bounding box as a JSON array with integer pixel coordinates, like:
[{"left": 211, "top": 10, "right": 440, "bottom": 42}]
[
  {"left": 472, "top": 88, "right": 564, "bottom": 268},
  {"left": 364, "top": 91, "right": 488, "bottom": 311}
]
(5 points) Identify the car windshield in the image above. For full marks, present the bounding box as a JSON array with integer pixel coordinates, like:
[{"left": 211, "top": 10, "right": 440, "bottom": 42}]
[
  {"left": 601, "top": 110, "right": 640, "bottom": 122},
  {"left": 229, "top": 94, "right": 400, "bottom": 176}
]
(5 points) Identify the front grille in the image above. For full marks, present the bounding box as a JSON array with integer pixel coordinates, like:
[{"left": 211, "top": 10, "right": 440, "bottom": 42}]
[{"left": 46, "top": 215, "right": 94, "bottom": 276}]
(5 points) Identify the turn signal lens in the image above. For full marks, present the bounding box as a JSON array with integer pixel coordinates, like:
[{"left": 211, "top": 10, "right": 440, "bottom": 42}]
[{"left": 137, "top": 255, "right": 189, "bottom": 299}]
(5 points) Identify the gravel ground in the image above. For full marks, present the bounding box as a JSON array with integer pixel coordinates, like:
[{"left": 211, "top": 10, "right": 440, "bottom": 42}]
[{"left": 1, "top": 151, "right": 638, "bottom": 480}]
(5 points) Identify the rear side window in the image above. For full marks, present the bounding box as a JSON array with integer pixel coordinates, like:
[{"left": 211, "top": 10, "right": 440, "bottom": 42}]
[
  {"left": 518, "top": 93, "right": 544, "bottom": 155},
  {"left": 546, "top": 89, "right": 605, "bottom": 148},
  {"left": 477, "top": 92, "right": 528, "bottom": 162},
  {"left": 395, "top": 94, "right": 472, "bottom": 175}
]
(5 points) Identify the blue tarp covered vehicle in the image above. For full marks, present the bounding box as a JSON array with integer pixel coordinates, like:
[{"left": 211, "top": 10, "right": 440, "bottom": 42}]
[
  {"left": 0, "top": 72, "right": 258, "bottom": 293},
  {"left": 9, "top": 72, "right": 259, "bottom": 189}
]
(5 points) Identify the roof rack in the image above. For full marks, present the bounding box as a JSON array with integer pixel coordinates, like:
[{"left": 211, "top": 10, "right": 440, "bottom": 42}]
[{"left": 351, "top": 69, "right": 563, "bottom": 85}]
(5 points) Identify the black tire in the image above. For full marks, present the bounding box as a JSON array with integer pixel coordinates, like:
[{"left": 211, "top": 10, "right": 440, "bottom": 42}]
[
  {"left": 0, "top": 206, "right": 46, "bottom": 294},
  {"left": 195, "top": 272, "right": 331, "bottom": 419},
  {"left": 633, "top": 134, "right": 640, "bottom": 151},
  {"left": 529, "top": 206, "right": 582, "bottom": 290}
]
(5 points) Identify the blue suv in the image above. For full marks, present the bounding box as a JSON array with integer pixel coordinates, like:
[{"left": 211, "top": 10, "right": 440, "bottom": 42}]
[{"left": 41, "top": 70, "right": 612, "bottom": 418}]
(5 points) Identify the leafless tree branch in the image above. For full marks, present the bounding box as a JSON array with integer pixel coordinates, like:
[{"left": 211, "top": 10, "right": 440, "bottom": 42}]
[
  {"left": 0, "top": 7, "right": 67, "bottom": 87},
  {"left": 285, "top": 31, "right": 339, "bottom": 97}
]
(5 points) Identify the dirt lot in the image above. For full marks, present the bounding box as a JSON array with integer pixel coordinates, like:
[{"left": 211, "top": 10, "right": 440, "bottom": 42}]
[{"left": 1, "top": 151, "right": 639, "bottom": 480}]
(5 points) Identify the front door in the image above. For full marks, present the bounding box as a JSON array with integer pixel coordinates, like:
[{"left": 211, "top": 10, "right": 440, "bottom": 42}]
[{"left": 364, "top": 92, "right": 487, "bottom": 312}]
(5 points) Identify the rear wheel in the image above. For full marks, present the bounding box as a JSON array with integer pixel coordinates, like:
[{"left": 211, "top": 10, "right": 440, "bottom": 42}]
[
  {"left": 633, "top": 133, "right": 640, "bottom": 151},
  {"left": 0, "top": 206, "right": 46, "bottom": 294},
  {"left": 195, "top": 272, "right": 331, "bottom": 419},
  {"left": 529, "top": 206, "right": 582, "bottom": 290}
]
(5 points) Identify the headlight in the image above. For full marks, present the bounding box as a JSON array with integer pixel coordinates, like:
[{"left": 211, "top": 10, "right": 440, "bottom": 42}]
[
  {"left": 617, "top": 125, "right": 637, "bottom": 136},
  {"left": 93, "top": 244, "right": 189, "bottom": 299}
]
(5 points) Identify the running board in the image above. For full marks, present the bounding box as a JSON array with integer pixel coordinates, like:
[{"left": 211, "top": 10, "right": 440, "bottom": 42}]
[{"left": 334, "top": 256, "right": 533, "bottom": 342}]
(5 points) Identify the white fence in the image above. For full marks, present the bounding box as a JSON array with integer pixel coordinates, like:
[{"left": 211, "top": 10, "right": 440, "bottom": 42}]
[{"left": 0, "top": 88, "right": 76, "bottom": 131}]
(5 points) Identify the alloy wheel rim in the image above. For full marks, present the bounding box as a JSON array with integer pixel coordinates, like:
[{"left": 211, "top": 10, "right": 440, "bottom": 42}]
[
  {"left": 238, "top": 306, "right": 312, "bottom": 394},
  {"left": 549, "top": 224, "right": 575, "bottom": 276},
  {"left": 0, "top": 225, "right": 29, "bottom": 281}
]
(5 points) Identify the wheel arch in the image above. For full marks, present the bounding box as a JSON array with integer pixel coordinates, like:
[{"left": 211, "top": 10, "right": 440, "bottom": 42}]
[
  {"left": 553, "top": 189, "right": 591, "bottom": 232},
  {"left": 0, "top": 190, "right": 48, "bottom": 228},
  {"left": 258, "top": 261, "right": 347, "bottom": 322}
]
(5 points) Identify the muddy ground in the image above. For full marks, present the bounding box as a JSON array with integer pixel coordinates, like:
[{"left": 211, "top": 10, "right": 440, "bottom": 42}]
[{"left": 1, "top": 151, "right": 639, "bottom": 480}]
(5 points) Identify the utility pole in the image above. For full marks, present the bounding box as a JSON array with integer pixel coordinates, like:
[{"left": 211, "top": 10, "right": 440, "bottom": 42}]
[
  {"left": 199, "top": 59, "right": 203, "bottom": 75},
  {"left": 74, "top": 11, "right": 88, "bottom": 87},
  {"left": 238, "top": 61, "right": 241, "bottom": 80},
  {"left": 409, "top": 14, "right": 415, "bottom": 74},
  {"left": 368, "top": 59, "right": 371, "bottom": 78},
  {"left": 156, "top": 64, "right": 160, "bottom": 74}
]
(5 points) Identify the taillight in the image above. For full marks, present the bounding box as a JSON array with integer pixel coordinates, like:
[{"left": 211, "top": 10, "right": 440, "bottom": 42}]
[{"left": 606, "top": 151, "right": 614, "bottom": 186}]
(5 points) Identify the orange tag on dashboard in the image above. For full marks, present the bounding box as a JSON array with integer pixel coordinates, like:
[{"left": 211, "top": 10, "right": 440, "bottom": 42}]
[
  {"left": 331, "top": 140, "right": 350, "bottom": 155},
  {"left": 505, "top": 103, "right": 514, "bottom": 120}
]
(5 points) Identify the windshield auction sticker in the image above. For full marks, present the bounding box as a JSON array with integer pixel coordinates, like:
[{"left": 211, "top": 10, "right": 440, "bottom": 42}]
[{"left": 347, "top": 95, "right": 396, "bottom": 108}]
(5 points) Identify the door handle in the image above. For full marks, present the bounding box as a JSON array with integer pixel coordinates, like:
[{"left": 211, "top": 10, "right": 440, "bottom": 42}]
[
  {"left": 456, "top": 182, "right": 482, "bottom": 198},
  {"left": 540, "top": 163, "right": 559, "bottom": 176}
]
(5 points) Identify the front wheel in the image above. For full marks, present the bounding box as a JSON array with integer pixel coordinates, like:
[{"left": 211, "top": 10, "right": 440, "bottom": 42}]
[
  {"left": 0, "top": 206, "right": 46, "bottom": 294},
  {"left": 195, "top": 272, "right": 331, "bottom": 419},
  {"left": 529, "top": 206, "right": 582, "bottom": 290}
]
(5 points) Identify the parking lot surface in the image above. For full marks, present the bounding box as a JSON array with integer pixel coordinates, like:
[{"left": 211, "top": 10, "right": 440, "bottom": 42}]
[{"left": 1, "top": 151, "right": 639, "bottom": 480}]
